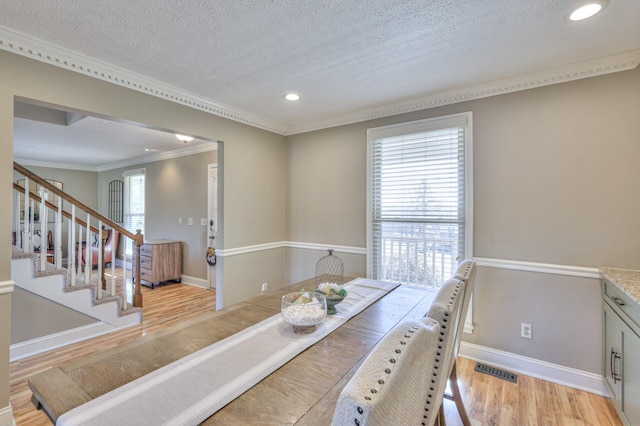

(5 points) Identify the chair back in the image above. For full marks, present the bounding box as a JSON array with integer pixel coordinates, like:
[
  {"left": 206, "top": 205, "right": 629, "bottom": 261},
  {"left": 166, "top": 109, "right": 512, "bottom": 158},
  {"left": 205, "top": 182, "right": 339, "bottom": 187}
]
[
  {"left": 452, "top": 259, "right": 476, "bottom": 357},
  {"left": 332, "top": 318, "right": 447, "bottom": 426},
  {"left": 425, "top": 277, "right": 465, "bottom": 399}
]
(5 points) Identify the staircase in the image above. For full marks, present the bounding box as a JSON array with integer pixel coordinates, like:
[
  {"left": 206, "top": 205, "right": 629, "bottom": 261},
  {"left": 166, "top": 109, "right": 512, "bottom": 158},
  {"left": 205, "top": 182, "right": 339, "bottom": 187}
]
[{"left": 11, "top": 162, "right": 145, "bottom": 358}]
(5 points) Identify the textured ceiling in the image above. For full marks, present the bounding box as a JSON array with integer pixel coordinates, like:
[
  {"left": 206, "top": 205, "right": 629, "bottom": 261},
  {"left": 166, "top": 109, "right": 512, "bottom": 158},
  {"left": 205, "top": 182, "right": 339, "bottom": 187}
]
[{"left": 2, "top": 0, "right": 640, "bottom": 168}]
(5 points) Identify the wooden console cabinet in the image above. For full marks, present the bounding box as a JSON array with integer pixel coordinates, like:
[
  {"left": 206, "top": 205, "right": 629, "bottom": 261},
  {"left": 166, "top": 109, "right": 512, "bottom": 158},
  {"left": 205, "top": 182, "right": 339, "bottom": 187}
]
[{"left": 134, "top": 240, "right": 182, "bottom": 289}]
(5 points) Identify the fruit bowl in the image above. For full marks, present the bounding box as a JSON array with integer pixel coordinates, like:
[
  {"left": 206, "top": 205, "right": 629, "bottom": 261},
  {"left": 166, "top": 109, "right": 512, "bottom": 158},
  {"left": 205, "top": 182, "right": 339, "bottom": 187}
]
[
  {"left": 281, "top": 291, "right": 327, "bottom": 334},
  {"left": 317, "top": 282, "right": 348, "bottom": 315}
]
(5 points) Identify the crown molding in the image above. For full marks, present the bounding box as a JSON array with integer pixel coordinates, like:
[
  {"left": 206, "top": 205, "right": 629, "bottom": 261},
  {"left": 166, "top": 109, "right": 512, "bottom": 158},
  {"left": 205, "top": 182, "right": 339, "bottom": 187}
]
[
  {"left": 1, "top": 26, "right": 638, "bottom": 137},
  {"left": 286, "top": 49, "right": 640, "bottom": 135},
  {"left": 15, "top": 141, "right": 217, "bottom": 172},
  {"left": 0, "top": 26, "right": 288, "bottom": 135},
  {"left": 96, "top": 141, "right": 217, "bottom": 171}
]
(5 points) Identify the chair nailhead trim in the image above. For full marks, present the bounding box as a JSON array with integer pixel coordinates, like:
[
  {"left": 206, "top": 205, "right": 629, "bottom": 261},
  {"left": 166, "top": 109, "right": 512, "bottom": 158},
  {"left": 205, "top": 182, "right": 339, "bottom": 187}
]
[{"left": 357, "top": 407, "right": 363, "bottom": 414}]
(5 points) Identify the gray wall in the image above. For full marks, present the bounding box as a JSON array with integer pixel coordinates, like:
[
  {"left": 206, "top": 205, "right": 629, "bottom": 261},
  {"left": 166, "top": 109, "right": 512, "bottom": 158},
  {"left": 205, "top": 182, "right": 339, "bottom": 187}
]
[
  {"left": 98, "top": 150, "right": 217, "bottom": 280},
  {"left": 1, "top": 48, "right": 287, "bottom": 412},
  {"left": 11, "top": 287, "right": 97, "bottom": 344},
  {"left": 285, "top": 66, "right": 640, "bottom": 375}
]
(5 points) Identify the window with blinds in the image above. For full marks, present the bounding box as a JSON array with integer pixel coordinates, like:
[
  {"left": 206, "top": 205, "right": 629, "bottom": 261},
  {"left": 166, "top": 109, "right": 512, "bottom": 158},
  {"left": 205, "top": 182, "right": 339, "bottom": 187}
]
[
  {"left": 123, "top": 168, "right": 145, "bottom": 256},
  {"left": 367, "top": 112, "right": 472, "bottom": 288}
]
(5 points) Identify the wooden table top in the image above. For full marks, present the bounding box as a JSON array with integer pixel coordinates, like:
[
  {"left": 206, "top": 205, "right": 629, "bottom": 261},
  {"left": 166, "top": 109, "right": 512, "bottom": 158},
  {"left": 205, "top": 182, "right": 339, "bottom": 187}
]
[{"left": 29, "top": 278, "right": 435, "bottom": 425}]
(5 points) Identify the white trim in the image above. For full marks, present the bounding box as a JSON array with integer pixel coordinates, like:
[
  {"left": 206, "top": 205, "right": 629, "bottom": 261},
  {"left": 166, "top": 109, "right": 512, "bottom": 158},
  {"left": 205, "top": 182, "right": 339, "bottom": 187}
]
[
  {"left": 0, "top": 26, "right": 286, "bottom": 135},
  {"left": 98, "top": 142, "right": 217, "bottom": 172},
  {"left": 0, "top": 26, "right": 638, "bottom": 136},
  {"left": 217, "top": 241, "right": 367, "bottom": 257},
  {"left": 0, "top": 405, "right": 14, "bottom": 426},
  {"left": 15, "top": 141, "right": 217, "bottom": 172},
  {"left": 459, "top": 341, "right": 608, "bottom": 396},
  {"left": 284, "top": 241, "right": 367, "bottom": 255},
  {"left": 217, "top": 243, "right": 602, "bottom": 281},
  {"left": 475, "top": 257, "right": 601, "bottom": 279},
  {"left": 180, "top": 275, "right": 209, "bottom": 289},
  {"left": 0, "top": 280, "right": 15, "bottom": 295},
  {"left": 287, "top": 49, "right": 640, "bottom": 135},
  {"left": 217, "top": 241, "right": 285, "bottom": 257},
  {"left": 366, "top": 112, "right": 473, "bottom": 279},
  {"left": 9, "top": 322, "right": 116, "bottom": 362}
]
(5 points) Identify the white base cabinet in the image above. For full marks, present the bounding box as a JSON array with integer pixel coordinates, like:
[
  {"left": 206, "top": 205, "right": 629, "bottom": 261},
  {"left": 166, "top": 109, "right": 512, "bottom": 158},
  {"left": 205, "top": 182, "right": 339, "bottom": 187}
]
[{"left": 602, "top": 279, "right": 640, "bottom": 426}]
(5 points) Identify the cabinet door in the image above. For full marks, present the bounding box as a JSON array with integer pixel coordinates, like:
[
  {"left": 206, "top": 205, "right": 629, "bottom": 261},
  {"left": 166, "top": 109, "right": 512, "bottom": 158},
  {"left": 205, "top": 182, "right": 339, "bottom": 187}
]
[
  {"left": 621, "top": 320, "right": 640, "bottom": 426},
  {"left": 604, "top": 302, "right": 621, "bottom": 400}
]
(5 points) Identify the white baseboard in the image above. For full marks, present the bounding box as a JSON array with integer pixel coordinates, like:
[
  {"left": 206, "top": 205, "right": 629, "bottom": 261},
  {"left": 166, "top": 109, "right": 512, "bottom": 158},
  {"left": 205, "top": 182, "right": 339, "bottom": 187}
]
[
  {"left": 0, "top": 404, "right": 14, "bottom": 426},
  {"left": 9, "top": 322, "right": 116, "bottom": 362},
  {"left": 181, "top": 275, "right": 209, "bottom": 289},
  {"left": 459, "top": 341, "right": 608, "bottom": 397}
]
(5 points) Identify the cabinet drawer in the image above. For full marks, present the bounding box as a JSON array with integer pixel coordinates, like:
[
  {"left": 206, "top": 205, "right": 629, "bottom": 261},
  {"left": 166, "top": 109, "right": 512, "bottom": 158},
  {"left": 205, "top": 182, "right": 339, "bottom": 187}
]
[
  {"left": 139, "top": 256, "right": 153, "bottom": 268},
  {"left": 604, "top": 280, "right": 640, "bottom": 331},
  {"left": 140, "top": 245, "right": 153, "bottom": 256}
]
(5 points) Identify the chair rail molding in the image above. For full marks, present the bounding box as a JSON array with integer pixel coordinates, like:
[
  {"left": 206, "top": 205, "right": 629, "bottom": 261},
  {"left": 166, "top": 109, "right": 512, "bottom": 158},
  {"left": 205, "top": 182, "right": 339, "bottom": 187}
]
[
  {"left": 0, "top": 280, "right": 15, "bottom": 295},
  {"left": 474, "top": 257, "right": 600, "bottom": 279}
]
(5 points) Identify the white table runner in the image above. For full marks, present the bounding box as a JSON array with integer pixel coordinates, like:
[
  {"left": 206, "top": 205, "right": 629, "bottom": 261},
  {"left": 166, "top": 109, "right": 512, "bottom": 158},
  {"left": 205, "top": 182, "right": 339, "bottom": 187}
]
[{"left": 57, "top": 278, "right": 395, "bottom": 426}]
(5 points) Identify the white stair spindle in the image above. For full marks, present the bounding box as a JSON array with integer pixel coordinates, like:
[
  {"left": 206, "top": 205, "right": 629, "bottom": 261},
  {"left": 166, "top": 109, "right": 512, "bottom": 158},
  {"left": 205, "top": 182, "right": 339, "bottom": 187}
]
[
  {"left": 39, "top": 188, "right": 47, "bottom": 271},
  {"left": 23, "top": 179, "right": 30, "bottom": 253},
  {"left": 85, "top": 214, "right": 91, "bottom": 284},
  {"left": 14, "top": 191, "right": 20, "bottom": 250},
  {"left": 56, "top": 197, "right": 62, "bottom": 268},
  {"left": 70, "top": 206, "right": 76, "bottom": 286},
  {"left": 111, "top": 243, "right": 116, "bottom": 297},
  {"left": 97, "top": 220, "right": 103, "bottom": 299}
]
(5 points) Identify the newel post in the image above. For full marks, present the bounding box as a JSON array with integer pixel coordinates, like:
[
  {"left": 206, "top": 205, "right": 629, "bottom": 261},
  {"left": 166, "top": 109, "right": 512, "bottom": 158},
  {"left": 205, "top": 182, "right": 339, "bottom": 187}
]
[{"left": 133, "top": 229, "right": 144, "bottom": 308}]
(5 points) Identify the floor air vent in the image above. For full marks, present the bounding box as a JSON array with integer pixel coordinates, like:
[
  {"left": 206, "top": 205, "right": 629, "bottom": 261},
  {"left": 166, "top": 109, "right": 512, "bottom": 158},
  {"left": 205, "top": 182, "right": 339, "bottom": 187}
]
[{"left": 474, "top": 362, "right": 518, "bottom": 383}]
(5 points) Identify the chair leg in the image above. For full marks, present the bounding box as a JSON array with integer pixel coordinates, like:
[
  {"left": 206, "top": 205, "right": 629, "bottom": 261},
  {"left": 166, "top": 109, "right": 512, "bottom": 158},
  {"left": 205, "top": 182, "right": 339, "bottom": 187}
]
[
  {"left": 437, "top": 404, "right": 447, "bottom": 426},
  {"left": 450, "top": 360, "right": 471, "bottom": 426}
]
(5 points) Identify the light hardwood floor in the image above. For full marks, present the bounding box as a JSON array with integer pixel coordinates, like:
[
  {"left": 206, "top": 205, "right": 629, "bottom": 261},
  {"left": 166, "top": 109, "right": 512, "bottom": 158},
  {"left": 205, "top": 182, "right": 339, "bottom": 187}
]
[{"left": 10, "top": 282, "right": 622, "bottom": 425}]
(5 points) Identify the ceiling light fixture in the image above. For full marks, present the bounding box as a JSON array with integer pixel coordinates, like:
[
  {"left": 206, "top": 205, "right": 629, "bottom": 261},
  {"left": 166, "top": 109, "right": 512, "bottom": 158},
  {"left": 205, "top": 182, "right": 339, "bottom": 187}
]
[
  {"left": 284, "top": 93, "right": 300, "bottom": 101},
  {"left": 566, "top": 1, "right": 608, "bottom": 21},
  {"left": 175, "top": 134, "right": 194, "bottom": 143}
]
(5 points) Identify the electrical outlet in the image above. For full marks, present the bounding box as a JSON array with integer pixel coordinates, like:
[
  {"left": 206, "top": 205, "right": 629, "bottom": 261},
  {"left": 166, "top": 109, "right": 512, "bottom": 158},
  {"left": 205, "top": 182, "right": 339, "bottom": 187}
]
[
  {"left": 521, "top": 323, "right": 532, "bottom": 339},
  {"left": 261, "top": 283, "right": 268, "bottom": 294}
]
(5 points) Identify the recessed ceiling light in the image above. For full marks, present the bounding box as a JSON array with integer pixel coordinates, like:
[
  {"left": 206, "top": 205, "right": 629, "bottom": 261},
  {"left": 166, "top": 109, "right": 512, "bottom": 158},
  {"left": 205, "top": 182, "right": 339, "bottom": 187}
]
[
  {"left": 145, "top": 148, "right": 151, "bottom": 152},
  {"left": 284, "top": 93, "right": 300, "bottom": 101},
  {"left": 175, "top": 134, "right": 194, "bottom": 143},
  {"left": 566, "top": 1, "right": 608, "bottom": 21}
]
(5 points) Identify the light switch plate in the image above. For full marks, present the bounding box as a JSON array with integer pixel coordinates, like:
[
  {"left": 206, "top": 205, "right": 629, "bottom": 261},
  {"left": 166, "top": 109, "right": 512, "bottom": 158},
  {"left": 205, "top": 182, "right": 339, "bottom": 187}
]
[{"left": 188, "top": 217, "right": 193, "bottom": 226}]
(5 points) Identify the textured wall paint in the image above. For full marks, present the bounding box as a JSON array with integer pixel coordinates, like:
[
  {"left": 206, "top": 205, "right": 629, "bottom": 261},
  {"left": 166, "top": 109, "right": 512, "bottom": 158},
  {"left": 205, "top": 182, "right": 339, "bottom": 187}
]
[
  {"left": 98, "top": 150, "right": 217, "bottom": 280},
  {"left": 286, "top": 66, "right": 640, "bottom": 374},
  {"left": 0, "top": 48, "right": 286, "bottom": 408}
]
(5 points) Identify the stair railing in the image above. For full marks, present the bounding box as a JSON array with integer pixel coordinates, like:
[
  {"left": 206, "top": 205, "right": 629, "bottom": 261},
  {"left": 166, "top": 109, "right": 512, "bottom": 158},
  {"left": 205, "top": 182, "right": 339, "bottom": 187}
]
[{"left": 12, "top": 162, "right": 144, "bottom": 308}]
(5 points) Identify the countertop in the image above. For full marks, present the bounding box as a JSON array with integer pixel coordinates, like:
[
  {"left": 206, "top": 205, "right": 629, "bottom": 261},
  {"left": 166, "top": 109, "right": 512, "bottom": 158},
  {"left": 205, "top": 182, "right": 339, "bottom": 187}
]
[{"left": 599, "top": 267, "right": 640, "bottom": 306}]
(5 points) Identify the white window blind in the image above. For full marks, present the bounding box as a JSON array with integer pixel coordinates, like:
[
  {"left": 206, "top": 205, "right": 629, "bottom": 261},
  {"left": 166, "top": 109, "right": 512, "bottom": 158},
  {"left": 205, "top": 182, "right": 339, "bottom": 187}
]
[
  {"left": 367, "top": 112, "right": 472, "bottom": 288},
  {"left": 123, "top": 168, "right": 145, "bottom": 256}
]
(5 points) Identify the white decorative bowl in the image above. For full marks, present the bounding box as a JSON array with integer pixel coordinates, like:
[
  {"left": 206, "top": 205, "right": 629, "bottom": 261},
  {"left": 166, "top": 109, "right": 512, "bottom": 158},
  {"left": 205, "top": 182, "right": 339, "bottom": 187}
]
[{"left": 281, "top": 291, "right": 327, "bottom": 334}]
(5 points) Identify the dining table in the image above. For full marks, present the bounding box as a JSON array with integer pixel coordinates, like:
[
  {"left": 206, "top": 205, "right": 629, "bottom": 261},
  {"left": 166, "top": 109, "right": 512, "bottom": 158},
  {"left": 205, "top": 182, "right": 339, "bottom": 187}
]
[{"left": 29, "top": 277, "right": 436, "bottom": 425}]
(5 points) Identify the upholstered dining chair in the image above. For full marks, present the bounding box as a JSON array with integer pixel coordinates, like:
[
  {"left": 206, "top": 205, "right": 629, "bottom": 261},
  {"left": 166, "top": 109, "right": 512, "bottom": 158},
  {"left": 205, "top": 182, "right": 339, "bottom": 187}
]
[
  {"left": 435, "top": 259, "right": 477, "bottom": 426},
  {"left": 332, "top": 317, "right": 451, "bottom": 426},
  {"left": 425, "top": 277, "right": 467, "bottom": 425}
]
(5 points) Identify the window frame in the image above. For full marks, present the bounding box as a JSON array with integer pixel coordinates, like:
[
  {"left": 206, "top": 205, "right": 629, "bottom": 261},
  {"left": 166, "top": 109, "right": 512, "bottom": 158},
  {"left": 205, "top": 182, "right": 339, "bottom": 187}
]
[
  {"left": 123, "top": 168, "right": 146, "bottom": 256},
  {"left": 366, "top": 112, "right": 474, "bottom": 330}
]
